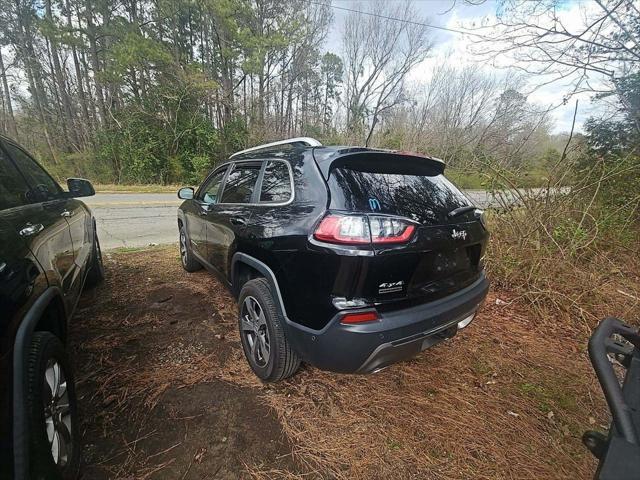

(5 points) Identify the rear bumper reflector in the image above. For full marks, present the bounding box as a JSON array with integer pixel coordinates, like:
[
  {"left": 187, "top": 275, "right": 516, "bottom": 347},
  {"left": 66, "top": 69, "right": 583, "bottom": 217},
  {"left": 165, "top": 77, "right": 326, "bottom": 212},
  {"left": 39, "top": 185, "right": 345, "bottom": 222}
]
[{"left": 457, "top": 313, "right": 476, "bottom": 329}]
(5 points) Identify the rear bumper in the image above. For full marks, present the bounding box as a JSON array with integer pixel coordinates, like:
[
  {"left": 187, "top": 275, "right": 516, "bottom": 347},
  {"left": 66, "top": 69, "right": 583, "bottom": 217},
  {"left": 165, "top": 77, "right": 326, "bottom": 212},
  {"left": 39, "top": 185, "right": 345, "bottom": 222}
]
[{"left": 285, "top": 272, "right": 489, "bottom": 373}]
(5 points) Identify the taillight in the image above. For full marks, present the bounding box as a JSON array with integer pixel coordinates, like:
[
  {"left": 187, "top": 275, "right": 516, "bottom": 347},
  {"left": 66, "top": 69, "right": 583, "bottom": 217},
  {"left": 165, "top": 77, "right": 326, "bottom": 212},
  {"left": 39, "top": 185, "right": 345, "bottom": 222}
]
[
  {"left": 314, "top": 215, "right": 371, "bottom": 244},
  {"left": 341, "top": 311, "right": 379, "bottom": 324},
  {"left": 369, "top": 216, "right": 415, "bottom": 244},
  {"left": 314, "top": 214, "right": 415, "bottom": 245}
]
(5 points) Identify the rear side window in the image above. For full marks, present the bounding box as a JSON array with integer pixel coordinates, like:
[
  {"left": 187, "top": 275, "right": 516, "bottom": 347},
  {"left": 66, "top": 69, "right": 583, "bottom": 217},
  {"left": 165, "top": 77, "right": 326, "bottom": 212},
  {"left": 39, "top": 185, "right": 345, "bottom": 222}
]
[
  {"left": 5, "top": 143, "right": 62, "bottom": 202},
  {"left": 220, "top": 163, "right": 261, "bottom": 203},
  {"left": 0, "top": 148, "right": 31, "bottom": 210},
  {"left": 328, "top": 166, "right": 471, "bottom": 225},
  {"left": 260, "top": 161, "right": 292, "bottom": 203}
]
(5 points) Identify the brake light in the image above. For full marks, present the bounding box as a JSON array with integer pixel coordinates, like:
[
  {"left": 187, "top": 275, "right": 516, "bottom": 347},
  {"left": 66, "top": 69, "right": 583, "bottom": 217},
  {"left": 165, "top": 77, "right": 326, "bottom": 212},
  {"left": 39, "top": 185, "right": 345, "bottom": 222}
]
[
  {"left": 314, "top": 214, "right": 415, "bottom": 245},
  {"left": 341, "top": 311, "right": 379, "bottom": 324},
  {"left": 314, "top": 215, "right": 371, "bottom": 244}
]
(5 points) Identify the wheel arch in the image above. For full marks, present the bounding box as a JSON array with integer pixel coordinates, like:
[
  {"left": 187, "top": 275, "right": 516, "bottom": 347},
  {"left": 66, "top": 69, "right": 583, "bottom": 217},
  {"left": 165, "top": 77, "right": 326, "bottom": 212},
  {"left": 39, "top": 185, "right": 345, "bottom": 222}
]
[
  {"left": 177, "top": 208, "right": 187, "bottom": 228},
  {"left": 34, "top": 294, "right": 67, "bottom": 344},
  {"left": 231, "top": 253, "right": 288, "bottom": 319},
  {"left": 12, "top": 286, "right": 65, "bottom": 480}
]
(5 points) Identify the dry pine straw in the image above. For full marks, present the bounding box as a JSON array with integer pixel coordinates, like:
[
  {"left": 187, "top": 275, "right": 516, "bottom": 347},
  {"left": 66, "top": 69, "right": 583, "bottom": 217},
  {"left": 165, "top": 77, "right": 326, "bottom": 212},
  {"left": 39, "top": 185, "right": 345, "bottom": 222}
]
[
  {"left": 242, "top": 295, "right": 605, "bottom": 480},
  {"left": 84, "top": 247, "right": 607, "bottom": 480}
]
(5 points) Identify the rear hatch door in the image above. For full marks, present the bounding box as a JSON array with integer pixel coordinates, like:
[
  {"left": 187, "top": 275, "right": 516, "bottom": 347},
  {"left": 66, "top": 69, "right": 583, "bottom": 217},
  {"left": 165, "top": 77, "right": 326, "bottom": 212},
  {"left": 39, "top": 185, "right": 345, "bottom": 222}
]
[{"left": 325, "top": 152, "right": 487, "bottom": 306}]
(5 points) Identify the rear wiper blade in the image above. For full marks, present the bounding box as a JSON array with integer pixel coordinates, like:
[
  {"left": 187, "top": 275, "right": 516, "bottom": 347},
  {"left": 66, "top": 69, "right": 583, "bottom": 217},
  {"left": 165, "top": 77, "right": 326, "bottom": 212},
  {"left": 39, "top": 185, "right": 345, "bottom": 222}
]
[{"left": 448, "top": 205, "right": 476, "bottom": 218}]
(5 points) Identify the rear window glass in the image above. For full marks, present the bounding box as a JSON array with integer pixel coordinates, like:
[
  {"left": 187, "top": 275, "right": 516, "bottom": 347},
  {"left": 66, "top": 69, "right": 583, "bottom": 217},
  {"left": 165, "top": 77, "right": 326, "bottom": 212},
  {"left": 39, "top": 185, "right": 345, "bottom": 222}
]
[
  {"left": 221, "top": 163, "right": 261, "bottom": 203},
  {"left": 260, "top": 161, "right": 292, "bottom": 203},
  {"left": 328, "top": 168, "right": 471, "bottom": 225}
]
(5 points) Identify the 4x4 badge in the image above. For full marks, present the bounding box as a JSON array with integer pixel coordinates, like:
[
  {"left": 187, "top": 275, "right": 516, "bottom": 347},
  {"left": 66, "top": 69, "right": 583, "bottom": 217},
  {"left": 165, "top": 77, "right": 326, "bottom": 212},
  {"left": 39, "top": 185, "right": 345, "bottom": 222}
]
[
  {"left": 379, "top": 280, "right": 404, "bottom": 294},
  {"left": 451, "top": 229, "right": 467, "bottom": 240}
]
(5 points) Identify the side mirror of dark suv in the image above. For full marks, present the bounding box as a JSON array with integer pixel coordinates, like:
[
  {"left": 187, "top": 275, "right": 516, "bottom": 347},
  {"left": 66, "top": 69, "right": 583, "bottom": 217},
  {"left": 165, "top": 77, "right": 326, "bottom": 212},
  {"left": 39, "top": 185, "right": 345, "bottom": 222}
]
[
  {"left": 67, "top": 178, "right": 95, "bottom": 197},
  {"left": 178, "top": 187, "right": 194, "bottom": 199}
]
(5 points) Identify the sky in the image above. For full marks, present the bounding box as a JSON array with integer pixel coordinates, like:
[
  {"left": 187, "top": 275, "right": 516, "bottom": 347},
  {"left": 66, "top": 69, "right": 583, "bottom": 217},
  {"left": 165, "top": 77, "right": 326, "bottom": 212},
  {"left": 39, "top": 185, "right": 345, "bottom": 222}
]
[{"left": 324, "top": 0, "right": 603, "bottom": 134}]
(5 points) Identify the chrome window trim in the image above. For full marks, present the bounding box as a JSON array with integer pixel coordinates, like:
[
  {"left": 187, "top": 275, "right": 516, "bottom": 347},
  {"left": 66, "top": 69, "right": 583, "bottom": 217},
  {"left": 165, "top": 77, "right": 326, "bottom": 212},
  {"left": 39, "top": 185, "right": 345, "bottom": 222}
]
[
  {"left": 216, "top": 159, "right": 295, "bottom": 207},
  {"left": 256, "top": 159, "right": 295, "bottom": 206}
]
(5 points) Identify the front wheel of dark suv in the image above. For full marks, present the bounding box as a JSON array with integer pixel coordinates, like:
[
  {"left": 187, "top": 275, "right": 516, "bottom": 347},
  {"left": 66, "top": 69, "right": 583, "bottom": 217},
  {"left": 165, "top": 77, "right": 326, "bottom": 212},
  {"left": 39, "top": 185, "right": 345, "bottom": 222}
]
[
  {"left": 238, "top": 278, "right": 301, "bottom": 382},
  {"left": 85, "top": 224, "right": 105, "bottom": 288},
  {"left": 27, "top": 332, "right": 80, "bottom": 480},
  {"left": 179, "top": 225, "right": 201, "bottom": 272}
]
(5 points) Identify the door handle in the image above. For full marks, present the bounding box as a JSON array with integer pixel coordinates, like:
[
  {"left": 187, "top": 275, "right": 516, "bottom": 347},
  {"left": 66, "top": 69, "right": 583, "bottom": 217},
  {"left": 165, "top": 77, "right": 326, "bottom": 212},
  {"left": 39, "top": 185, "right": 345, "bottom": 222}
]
[
  {"left": 19, "top": 223, "right": 44, "bottom": 237},
  {"left": 230, "top": 217, "right": 246, "bottom": 226},
  {"left": 61, "top": 209, "right": 74, "bottom": 218},
  {"left": 199, "top": 204, "right": 212, "bottom": 216}
]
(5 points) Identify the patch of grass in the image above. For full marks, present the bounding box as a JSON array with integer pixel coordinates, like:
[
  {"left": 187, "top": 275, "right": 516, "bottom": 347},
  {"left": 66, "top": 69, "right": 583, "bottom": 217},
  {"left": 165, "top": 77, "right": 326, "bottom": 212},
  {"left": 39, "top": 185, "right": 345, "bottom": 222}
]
[
  {"left": 111, "top": 246, "right": 146, "bottom": 254},
  {"left": 470, "top": 357, "right": 493, "bottom": 376},
  {"left": 110, "top": 245, "right": 165, "bottom": 254},
  {"left": 386, "top": 438, "right": 403, "bottom": 451},
  {"left": 518, "top": 381, "right": 578, "bottom": 414}
]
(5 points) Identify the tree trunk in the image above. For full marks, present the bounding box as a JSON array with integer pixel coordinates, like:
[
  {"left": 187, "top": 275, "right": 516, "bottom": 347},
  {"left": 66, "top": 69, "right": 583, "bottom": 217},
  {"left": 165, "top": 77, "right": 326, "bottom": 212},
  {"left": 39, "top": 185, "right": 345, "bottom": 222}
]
[
  {"left": 0, "top": 49, "right": 18, "bottom": 140},
  {"left": 66, "top": 0, "right": 91, "bottom": 143},
  {"left": 46, "top": 0, "right": 77, "bottom": 149},
  {"left": 85, "top": 4, "right": 107, "bottom": 124},
  {"left": 16, "top": 0, "right": 57, "bottom": 162}
]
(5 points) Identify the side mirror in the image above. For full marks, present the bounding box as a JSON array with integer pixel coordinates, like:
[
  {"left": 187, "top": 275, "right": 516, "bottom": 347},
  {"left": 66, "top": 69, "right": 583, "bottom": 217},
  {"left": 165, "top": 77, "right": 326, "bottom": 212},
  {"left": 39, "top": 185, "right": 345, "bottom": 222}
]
[
  {"left": 67, "top": 178, "right": 95, "bottom": 197},
  {"left": 178, "top": 187, "right": 194, "bottom": 200}
]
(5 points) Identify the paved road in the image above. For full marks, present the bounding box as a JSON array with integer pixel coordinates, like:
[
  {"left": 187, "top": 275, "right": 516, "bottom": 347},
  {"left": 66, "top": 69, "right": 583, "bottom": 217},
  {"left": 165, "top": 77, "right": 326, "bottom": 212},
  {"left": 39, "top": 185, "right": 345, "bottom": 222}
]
[
  {"left": 84, "top": 193, "right": 182, "bottom": 250},
  {"left": 86, "top": 189, "right": 524, "bottom": 250}
]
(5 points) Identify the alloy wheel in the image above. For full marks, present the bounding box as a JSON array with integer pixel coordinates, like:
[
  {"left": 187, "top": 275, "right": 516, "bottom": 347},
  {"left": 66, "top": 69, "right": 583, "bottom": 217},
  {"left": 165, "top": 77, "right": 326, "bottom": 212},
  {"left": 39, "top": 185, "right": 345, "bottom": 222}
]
[
  {"left": 241, "top": 296, "right": 271, "bottom": 367},
  {"left": 43, "top": 359, "right": 73, "bottom": 466},
  {"left": 179, "top": 229, "right": 188, "bottom": 266}
]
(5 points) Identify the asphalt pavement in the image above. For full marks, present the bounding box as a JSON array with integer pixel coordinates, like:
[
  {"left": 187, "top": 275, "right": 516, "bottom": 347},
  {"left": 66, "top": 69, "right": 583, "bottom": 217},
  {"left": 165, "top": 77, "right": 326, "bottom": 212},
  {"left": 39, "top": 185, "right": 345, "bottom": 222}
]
[{"left": 83, "top": 193, "right": 182, "bottom": 250}]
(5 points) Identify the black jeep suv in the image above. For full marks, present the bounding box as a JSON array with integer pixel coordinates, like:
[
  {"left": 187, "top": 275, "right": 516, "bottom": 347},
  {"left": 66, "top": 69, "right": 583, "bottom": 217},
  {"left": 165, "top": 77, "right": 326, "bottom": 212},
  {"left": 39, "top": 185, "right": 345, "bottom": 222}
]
[
  {"left": 177, "top": 138, "right": 489, "bottom": 382},
  {"left": 0, "top": 135, "right": 104, "bottom": 480}
]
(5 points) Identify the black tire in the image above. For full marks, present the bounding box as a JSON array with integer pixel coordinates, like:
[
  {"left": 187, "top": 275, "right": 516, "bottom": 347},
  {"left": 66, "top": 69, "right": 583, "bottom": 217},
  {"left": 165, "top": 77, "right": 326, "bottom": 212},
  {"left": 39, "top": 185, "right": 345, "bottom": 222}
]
[
  {"left": 27, "top": 332, "right": 80, "bottom": 480},
  {"left": 179, "top": 225, "right": 201, "bottom": 272},
  {"left": 85, "top": 225, "right": 105, "bottom": 288},
  {"left": 238, "top": 278, "right": 301, "bottom": 382}
]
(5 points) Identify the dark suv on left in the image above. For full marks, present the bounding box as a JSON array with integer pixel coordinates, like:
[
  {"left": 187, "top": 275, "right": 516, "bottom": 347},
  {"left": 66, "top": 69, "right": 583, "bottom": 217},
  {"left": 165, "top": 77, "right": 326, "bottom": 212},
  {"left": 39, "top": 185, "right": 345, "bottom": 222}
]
[{"left": 0, "top": 135, "right": 104, "bottom": 480}]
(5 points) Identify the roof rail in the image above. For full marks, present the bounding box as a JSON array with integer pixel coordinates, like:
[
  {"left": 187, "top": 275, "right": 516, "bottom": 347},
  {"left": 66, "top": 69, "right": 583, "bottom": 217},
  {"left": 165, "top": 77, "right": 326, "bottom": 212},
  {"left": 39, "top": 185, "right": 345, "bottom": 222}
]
[{"left": 229, "top": 137, "right": 322, "bottom": 158}]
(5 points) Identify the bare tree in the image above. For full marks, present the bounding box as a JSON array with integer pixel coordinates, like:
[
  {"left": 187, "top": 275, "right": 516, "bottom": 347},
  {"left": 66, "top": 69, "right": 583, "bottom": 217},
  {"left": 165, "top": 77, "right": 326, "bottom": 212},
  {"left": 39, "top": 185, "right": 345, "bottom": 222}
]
[
  {"left": 0, "top": 47, "right": 18, "bottom": 139},
  {"left": 467, "top": 0, "right": 640, "bottom": 107},
  {"left": 382, "top": 63, "right": 550, "bottom": 169},
  {"left": 342, "top": 0, "right": 433, "bottom": 146}
]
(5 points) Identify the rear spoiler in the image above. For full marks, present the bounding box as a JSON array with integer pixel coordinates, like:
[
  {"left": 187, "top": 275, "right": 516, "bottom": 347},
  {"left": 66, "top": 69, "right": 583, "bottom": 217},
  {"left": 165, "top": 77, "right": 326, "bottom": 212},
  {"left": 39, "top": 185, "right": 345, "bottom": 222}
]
[{"left": 312, "top": 149, "right": 445, "bottom": 180}]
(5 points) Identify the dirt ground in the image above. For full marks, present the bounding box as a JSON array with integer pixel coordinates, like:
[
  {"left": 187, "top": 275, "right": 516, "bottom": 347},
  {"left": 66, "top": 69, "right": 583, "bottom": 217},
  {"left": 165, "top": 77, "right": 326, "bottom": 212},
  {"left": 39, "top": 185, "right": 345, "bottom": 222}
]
[{"left": 70, "top": 246, "right": 606, "bottom": 479}]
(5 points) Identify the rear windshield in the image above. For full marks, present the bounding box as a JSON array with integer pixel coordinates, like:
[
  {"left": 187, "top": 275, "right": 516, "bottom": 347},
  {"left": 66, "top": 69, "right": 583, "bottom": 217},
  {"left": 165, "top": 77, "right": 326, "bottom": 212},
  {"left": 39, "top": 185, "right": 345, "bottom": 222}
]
[{"left": 328, "top": 167, "right": 471, "bottom": 225}]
